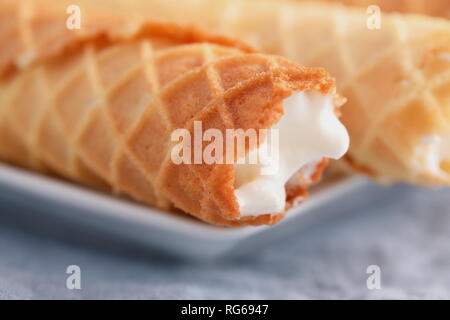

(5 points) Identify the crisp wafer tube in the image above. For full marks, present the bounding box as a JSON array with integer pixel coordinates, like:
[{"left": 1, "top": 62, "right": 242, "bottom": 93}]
[{"left": 0, "top": 0, "right": 349, "bottom": 226}]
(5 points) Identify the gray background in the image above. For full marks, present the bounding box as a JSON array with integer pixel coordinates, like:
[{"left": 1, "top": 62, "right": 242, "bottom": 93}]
[{"left": 1, "top": 186, "right": 450, "bottom": 299}]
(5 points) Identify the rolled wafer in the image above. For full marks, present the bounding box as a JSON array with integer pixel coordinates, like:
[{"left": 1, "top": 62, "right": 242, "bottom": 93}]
[{"left": 0, "top": 0, "right": 349, "bottom": 226}]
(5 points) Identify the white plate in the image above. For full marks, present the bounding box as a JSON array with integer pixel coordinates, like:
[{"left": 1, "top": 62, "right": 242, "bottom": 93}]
[{"left": 0, "top": 163, "right": 405, "bottom": 260}]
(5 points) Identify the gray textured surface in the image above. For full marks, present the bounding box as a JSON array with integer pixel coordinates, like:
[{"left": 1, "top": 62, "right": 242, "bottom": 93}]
[{"left": 0, "top": 187, "right": 450, "bottom": 299}]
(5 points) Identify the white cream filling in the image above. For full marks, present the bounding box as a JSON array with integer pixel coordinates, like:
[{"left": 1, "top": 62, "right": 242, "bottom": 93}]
[
  {"left": 234, "top": 91, "right": 349, "bottom": 217},
  {"left": 416, "top": 134, "right": 450, "bottom": 176}
]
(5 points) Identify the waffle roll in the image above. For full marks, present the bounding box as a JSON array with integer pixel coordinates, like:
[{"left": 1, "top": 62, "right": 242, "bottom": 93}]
[{"left": 0, "top": 0, "right": 349, "bottom": 226}]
